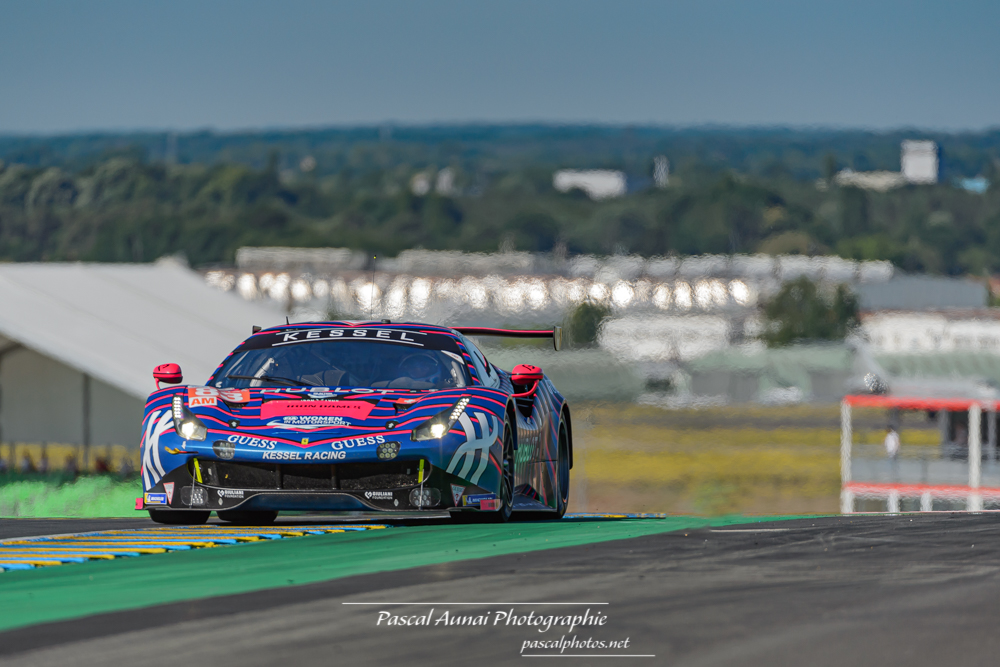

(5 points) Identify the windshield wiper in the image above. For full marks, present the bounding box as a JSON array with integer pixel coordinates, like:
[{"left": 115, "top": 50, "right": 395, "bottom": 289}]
[{"left": 226, "top": 374, "right": 312, "bottom": 387}]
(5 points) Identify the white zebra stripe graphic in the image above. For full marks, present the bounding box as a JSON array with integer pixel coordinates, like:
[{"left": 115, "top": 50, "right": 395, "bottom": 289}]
[
  {"left": 141, "top": 410, "right": 173, "bottom": 490},
  {"left": 446, "top": 411, "right": 498, "bottom": 486}
]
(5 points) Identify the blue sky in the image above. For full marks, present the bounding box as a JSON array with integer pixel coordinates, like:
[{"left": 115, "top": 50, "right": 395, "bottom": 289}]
[{"left": 0, "top": 0, "right": 996, "bottom": 133}]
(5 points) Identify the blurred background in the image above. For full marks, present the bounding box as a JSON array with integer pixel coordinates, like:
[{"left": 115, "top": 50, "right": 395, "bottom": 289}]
[{"left": 1, "top": 0, "right": 998, "bottom": 516}]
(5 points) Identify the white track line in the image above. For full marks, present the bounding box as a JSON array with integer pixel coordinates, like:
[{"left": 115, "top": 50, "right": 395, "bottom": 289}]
[{"left": 709, "top": 528, "right": 791, "bottom": 533}]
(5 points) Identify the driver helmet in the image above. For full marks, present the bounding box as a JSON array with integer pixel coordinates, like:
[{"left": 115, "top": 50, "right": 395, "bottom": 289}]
[{"left": 399, "top": 351, "right": 444, "bottom": 385}]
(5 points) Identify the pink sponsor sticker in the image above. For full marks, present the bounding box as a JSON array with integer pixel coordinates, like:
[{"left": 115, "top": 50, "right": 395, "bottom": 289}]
[
  {"left": 479, "top": 498, "right": 500, "bottom": 511},
  {"left": 189, "top": 396, "right": 217, "bottom": 407},
  {"left": 261, "top": 399, "right": 376, "bottom": 420},
  {"left": 188, "top": 387, "right": 251, "bottom": 403}
]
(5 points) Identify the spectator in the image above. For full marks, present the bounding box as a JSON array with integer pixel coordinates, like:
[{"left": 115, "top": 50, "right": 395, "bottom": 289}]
[
  {"left": 38, "top": 452, "right": 49, "bottom": 474},
  {"left": 95, "top": 456, "right": 111, "bottom": 474},
  {"left": 64, "top": 454, "right": 79, "bottom": 478},
  {"left": 118, "top": 456, "right": 134, "bottom": 479},
  {"left": 884, "top": 426, "right": 900, "bottom": 460},
  {"left": 0, "top": 457, "right": 7, "bottom": 474},
  {"left": 20, "top": 451, "right": 36, "bottom": 474}
]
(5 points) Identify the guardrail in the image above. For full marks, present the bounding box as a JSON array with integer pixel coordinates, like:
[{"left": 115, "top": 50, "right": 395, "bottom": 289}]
[{"left": 841, "top": 396, "right": 998, "bottom": 513}]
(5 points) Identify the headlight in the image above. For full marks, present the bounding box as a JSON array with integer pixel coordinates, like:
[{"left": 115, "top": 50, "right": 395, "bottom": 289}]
[
  {"left": 409, "top": 487, "right": 441, "bottom": 508},
  {"left": 212, "top": 440, "right": 235, "bottom": 460},
  {"left": 376, "top": 441, "right": 400, "bottom": 460},
  {"left": 172, "top": 395, "right": 207, "bottom": 441},
  {"left": 411, "top": 397, "right": 470, "bottom": 441}
]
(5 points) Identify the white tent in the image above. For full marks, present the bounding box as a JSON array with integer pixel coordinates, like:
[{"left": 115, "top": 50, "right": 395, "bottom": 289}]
[{"left": 0, "top": 259, "right": 281, "bottom": 452}]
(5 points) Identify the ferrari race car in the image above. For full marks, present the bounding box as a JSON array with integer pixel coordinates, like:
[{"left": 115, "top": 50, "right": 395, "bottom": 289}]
[{"left": 138, "top": 322, "right": 572, "bottom": 525}]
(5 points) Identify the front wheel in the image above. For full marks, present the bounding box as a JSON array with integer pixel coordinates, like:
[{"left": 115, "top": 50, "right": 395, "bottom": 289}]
[
  {"left": 148, "top": 509, "right": 210, "bottom": 525},
  {"left": 217, "top": 510, "right": 278, "bottom": 525}
]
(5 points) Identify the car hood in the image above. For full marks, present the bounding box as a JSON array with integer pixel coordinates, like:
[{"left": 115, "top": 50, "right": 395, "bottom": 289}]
[{"left": 167, "top": 385, "right": 503, "bottom": 443}]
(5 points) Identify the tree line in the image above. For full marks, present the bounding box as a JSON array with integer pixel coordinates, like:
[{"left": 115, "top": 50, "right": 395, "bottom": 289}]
[{"left": 0, "top": 128, "right": 998, "bottom": 272}]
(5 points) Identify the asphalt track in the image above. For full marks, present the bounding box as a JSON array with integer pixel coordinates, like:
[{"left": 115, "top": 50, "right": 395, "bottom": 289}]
[{"left": 3, "top": 513, "right": 1000, "bottom": 666}]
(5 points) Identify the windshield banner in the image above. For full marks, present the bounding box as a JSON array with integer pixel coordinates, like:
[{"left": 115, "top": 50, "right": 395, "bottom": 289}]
[{"left": 260, "top": 399, "right": 377, "bottom": 420}]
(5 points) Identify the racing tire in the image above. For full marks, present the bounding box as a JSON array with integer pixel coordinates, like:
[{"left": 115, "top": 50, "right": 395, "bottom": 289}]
[
  {"left": 216, "top": 510, "right": 279, "bottom": 525},
  {"left": 147, "top": 509, "right": 211, "bottom": 525},
  {"left": 536, "top": 419, "right": 570, "bottom": 520},
  {"left": 453, "top": 411, "right": 514, "bottom": 524}
]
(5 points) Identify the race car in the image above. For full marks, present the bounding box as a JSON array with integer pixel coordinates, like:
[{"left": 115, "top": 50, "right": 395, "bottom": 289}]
[{"left": 138, "top": 321, "right": 572, "bottom": 525}]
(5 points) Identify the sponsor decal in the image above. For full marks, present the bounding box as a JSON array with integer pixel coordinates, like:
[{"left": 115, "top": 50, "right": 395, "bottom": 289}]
[
  {"left": 331, "top": 435, "right": 386, "bottom": 451},
  {"left": 303, "top": 450, "right": 347, "bottom": 461},
  {"left": 226, "top": 435, "right": 278, "bottom": 449},
  {"left": 514, "top": 437, "right": 536, "bottom": 466},
  {"left": 272, "top": 328, "right": 425, "bottom": 347},
  {"left": 224, "top": 433, "right": 386, "bottom": 452},
  {"left": 217, "top": 489, "right": 245, "bottom": 499},
  {"left": 188, "top": 386, "right": 250, "bottom": 403},
  {"left": 451, "top": 484, "right": 465, "bottom": 505},
  {"left": 259, "top": 387, "right": 431, "bottom": 396},
  {"left": 479, "top": 498, "right": 500, "bottom": 511},
  {"left": 462, "top": 493, "right": 498, "bottom": 507},
  {"left": 445, "top": 412, "right": 499, "bottom": 485},
  {"left": 144, "top": 492, "right": 168, "bottom": 505},
  {"left": 261, "top": 399, "right": 375, "bottom": 420},
  {"left": 308, "top": 392, "right": 336, "bottom": 399},
  {"left": 189, "top": 396, "right": 217, "bottom": 407},
  {"left": 364, "top": 491, "right": 393, "bottom": 500},
  {"left": 261, "top": 451, "right": 305, "bottom": 461},
  {"left": 266, "top": 415, "right": 350, "bottom": 430},
  {"left": 164, "top": 482, "right": 175, "bottom": 504}
]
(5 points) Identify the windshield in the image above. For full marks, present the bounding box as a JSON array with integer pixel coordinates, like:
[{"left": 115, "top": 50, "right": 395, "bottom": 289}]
[{"left": 212, "top": 338, "right": 471, "bottom": 390}]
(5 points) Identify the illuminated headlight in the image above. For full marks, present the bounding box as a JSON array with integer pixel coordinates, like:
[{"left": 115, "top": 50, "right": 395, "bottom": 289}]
[
  {"left": 411, "top": 398, "right": 470, "bottom": 441},
  {"left": 172, "top": 395, "right": 207, "bottom": 441}
]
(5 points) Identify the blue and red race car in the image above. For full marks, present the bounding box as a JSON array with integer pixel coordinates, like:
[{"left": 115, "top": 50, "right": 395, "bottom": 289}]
[{"left": 138, "top": 322, "right": 572, "bottom": 525}]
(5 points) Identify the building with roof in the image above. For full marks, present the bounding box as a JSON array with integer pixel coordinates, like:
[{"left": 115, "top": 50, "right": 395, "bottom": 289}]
[
  {"left": 832, "top": 139, "right": 938, "bottom": 191},
  {"left": 552, "top": 170, "right": 627, "bottom": 200},
  {"left": 0, "top": 259, "right": 279, "bottom": 465},
  {"left": 901, "top": 140, "right": 939, "bottom": 184},
  {"left": 857, "top": 275, "right": 986, "bottom": 312}
]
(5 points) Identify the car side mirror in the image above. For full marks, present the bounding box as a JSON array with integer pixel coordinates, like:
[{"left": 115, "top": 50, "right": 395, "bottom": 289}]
[
  {"left": 552, "top": 325, "right": 563, "bottom": 351},
  {"left": 511, "top": 364, "right": 543, "bottom": 399},
  {"left": 154, "top": 363, "right": 183, "bottom": 389}
]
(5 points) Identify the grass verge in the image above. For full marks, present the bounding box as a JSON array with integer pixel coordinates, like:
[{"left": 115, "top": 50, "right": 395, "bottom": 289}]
[{"left": 0, "top": 476, "right": 137, "bottom": 518}]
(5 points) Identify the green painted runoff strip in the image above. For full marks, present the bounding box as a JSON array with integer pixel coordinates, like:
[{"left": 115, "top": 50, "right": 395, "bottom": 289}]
[{"left": 0, "top": 515, "right": 805, "bottom": 632}]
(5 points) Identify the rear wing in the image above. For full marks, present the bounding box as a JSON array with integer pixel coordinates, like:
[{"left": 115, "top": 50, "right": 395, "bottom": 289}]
[{"left": 453, "top": 326, "right": 563, "bottom": 351}]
